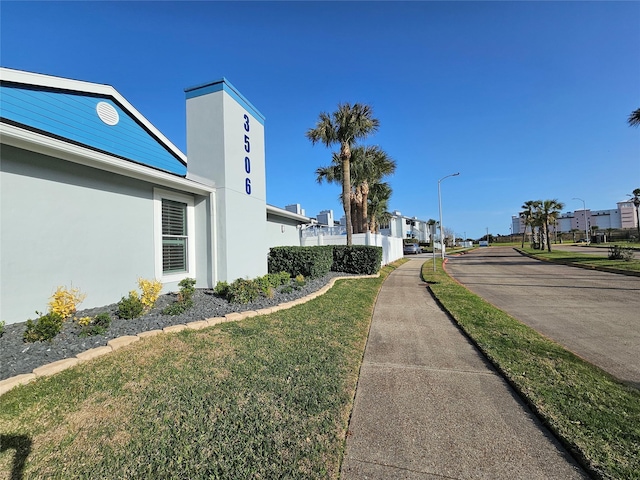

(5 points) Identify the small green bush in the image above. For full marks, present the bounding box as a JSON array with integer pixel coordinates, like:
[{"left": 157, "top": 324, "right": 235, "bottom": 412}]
[
  {"left": 276, "top": 271, "right": 291, "bottom": 285},
  {"left": 608, "top": 245, "right": 634, "bottom": 261},
  {"left": 227, "top": 278, "right": 261, "bottom": 304},
  {"left": 163, "top": 299, "right": 194, "bottom": 316},
  {"left": 117, "top": 291, "right": 145, "bottom": 319},
  {"left": 0, "top": 320, "right": 4, "bottom": 337},
  {"left": 163, "top": 278, "right": 196, "bottom": 316},
  {"left": 23, "top": 312, "right": 64, "bottom": 342},
  {"left": 213, "top": 281, "right": 230, "bottom": 297},
  {"left": 79, "top": 313, "right": 111, "bottom": 337},
  {"left": 294, "top": 274, "right": 306, "bottom": 288}
]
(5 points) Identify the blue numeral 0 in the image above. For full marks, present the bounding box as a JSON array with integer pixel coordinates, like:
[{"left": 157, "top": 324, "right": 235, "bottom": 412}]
[
  {"left": 245, "top": 156, "right": 251, "bottom": 174},
  {"left": 245, "top": 178, "right": 251, "bottom": 195},
  {"left": 244, "top": 114, "right": 250, "bottom": 132}
]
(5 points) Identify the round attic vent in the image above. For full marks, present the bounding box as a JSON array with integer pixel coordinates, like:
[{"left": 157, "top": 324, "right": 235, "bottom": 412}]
[{"left": 96, "top": 101, "right": 119, "bottom": 126}]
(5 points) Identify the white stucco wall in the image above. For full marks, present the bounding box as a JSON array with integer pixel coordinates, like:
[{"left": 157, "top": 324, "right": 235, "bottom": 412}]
[
  {"left": 186, "top": 80, "right": 267, "bottom": 282},
  {"left": 265, "top": 214, "right": 302, "bottom": 249},
  {"left": 1, "top": 146, "right": 153, "bottom": 323},
  {"left": 0, "top": 145, "right": 214, "bottom": 324}
]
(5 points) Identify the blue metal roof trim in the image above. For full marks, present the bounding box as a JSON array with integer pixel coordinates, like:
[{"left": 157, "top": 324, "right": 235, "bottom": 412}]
[
  {"left": 185, "top": 77, "right": 265, "bottom": 125},
  {"left": 0, "top": 83, "right": 187, "bottom": 176}
]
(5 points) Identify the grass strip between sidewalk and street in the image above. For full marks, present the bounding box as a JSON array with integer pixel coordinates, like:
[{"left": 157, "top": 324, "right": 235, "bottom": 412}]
[
  {"left": 0, "top": 263, "right": 401, "bottom": 480},
  {"left": 422, "top": 260, "right": 640, "bottom": 480},
  {"left": 518, "top": 247, "right": 640, "bottom": 273}
]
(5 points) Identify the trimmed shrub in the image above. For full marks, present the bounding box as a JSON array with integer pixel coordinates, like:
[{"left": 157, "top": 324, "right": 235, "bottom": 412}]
[
  {"left": 117, "top": 291, "right": 145, "bottom": 319},
  {"left": 227, "top": 278, "right": 262, "bottom": 304},
  {"left": 23, "top": 312, "right": 64, "bottom": 342},
  {"left": 213, "top": 281, "right": 230, "bottom": 297},
  {"left": 268, "top": 246, "right": 333, "bottom": 278},
  {"left": 332, "top": 245, "right": 382, "bottom": 275}
]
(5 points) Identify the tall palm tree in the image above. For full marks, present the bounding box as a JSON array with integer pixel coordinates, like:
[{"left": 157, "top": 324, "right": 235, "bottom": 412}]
[
  {"left": 349, "top": 146, "right": 396, "bottom": 233},
  {"left": 519, "top": 200, "right": 540, "bottom": 248},
  {"left": 538, "top": 199, "right": 565, "bottom": 252},
  {"left": 316, "top": 145, "right": 395, "bottom": 234},
  {"left": 628, "top": 108, "right": 640, "bottom": 127},
  {"left": 307, "top": 103, "right": 380, "bottom": 245}
]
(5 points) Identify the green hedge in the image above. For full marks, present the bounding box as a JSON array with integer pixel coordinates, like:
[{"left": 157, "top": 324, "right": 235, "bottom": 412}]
[
  {"left": 268, "top": 246, "right": 334, "bottom": 278},
  {"left": 268, "top": 245, "right": 383, "bottom": 277},
  {"left": 332, "top": 245, "right": 382, "bottom": 275}
]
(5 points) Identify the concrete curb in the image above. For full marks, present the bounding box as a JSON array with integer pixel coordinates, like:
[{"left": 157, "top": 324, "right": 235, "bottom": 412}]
[{"left": 0, "top": 273, "right": 379, "bottom": 396}]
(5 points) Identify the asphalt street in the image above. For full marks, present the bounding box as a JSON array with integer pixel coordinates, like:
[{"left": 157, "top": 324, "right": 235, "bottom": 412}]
[{"left": 444, "top": 247, "right": 640, "bottom": 388}]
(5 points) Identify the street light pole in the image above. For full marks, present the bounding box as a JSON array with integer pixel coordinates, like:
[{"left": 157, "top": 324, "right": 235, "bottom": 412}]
[
  {"left": 573, "top": 197, "right": 589, "bottom": 244},
  {"left": 438, "top": 172, "right": 460, "bottom": 260}
]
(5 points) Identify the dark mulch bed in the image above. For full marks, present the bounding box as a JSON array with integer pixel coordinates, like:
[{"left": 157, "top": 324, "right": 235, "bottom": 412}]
[{"left": 1, "top": 273, "right": 351, "bottom": 381}]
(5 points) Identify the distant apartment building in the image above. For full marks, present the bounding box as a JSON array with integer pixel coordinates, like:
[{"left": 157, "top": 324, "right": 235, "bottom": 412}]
[
  {"left": 316, "top": 209, "right": 335, "bottom": 226},
  {"left": 511, "top": 200, "right": 638, "bottom": 235},
  {"left": 380, "top": 211, "right": 432, "bottom": 242},
  {"left": 285, "top": 203, "right": 305, "bottom": 216}
]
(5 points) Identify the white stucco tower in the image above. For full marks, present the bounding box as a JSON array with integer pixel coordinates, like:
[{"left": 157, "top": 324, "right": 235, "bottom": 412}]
[{"left": 185, "top": 78, "right": 267, "bottom": 282}]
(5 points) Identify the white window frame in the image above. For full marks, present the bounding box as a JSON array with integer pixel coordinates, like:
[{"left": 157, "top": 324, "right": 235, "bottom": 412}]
[{"left": 154, "top": 188, "right": 196, "bottom": 283}]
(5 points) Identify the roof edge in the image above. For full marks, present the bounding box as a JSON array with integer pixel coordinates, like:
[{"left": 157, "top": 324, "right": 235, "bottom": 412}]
[{"left": 0, "top": 67, "right": 187, "bottom": 164}]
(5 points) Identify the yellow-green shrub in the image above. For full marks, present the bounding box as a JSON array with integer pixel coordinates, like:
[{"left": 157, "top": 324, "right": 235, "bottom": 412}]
[
  {"left": 138, "top": 278, "right": 162, "bottom": 310},
  {"left": 48, "top": 286, "right": 86, "bottom": 319}
]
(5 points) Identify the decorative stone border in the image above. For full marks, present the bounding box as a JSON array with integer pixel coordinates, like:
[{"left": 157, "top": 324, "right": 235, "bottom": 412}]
[{"left": 0, "top": 274, "right": 379, "bottom": 396}]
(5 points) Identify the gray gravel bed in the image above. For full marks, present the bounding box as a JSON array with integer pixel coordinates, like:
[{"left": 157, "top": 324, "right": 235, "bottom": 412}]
[{"left": 1, "top": 273, "right": 353, "bottom": 381}]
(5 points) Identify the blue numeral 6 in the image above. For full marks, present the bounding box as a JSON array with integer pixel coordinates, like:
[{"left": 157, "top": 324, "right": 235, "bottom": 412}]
[{"left": 245, "top": 178, "right": 251, "bottom": 195}]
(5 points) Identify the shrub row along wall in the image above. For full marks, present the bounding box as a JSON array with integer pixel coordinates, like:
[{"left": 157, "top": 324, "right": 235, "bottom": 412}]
[{"left": 268, "top": 245, "right": 382, "bottom": 278}]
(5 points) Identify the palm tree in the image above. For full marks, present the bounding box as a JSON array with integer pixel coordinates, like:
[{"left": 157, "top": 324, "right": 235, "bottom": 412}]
[
  {"left": 519, "top": 200, "right": 540, "bottom": 248},
  {"left": 307, "top": 103, "right": 380, "bottom": 245},
  {"left": 349, "top": 146, "right": 396, "bottom": 232},
  {"left": 538, "top": 199, "right": 565, "bottom": 252},
  {"left": 628, "top": 108, "right": 640, "bottom": 127},
  {"left": 316, "top": 145, "right": 395, "bottom": 234},
  {"left": 367, "top": 182, "right": 392, "bottom": 233}
]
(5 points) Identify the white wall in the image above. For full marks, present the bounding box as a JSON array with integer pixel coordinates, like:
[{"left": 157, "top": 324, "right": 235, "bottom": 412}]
[
  {"left": 300, "top": 233, "right": 404, "bottom": 265},
  {"left": 0, "top": 146, "right": 202, "bottom": 324},
  {"left": 265, "top": 215, "right": 302, "bottom": 249}
]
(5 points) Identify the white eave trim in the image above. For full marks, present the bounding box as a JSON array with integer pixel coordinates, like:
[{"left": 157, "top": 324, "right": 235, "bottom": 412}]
[
  {"left": 266, "top": 204, "right": 312, "bottom": 223},
  {"left": 0, "top": 67, "right": 187, "bottom": 165},
  {"left": 1, "top": 122, "right": 213, "bottom": 196}
]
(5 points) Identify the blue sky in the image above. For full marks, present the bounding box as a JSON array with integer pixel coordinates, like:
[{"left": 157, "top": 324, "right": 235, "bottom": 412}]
[{"left": 2, "top": 1, "right": 639, "bottom": 239}]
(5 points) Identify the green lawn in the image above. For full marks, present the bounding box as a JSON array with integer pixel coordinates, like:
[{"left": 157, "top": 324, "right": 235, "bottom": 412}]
[
  {"left": 423, "top": 260, "right": 640, "bottom": 480},
  {"left": 519, "top": 247, "right": 640, "bottom": 273},
  {"left": 0, "top": 265, "right": 399, "bottom": 479}
]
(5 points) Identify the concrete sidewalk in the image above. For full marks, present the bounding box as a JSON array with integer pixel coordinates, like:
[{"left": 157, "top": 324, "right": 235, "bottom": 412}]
[{"left": 340, "top": 258, "right": 588, "bottom": 479}]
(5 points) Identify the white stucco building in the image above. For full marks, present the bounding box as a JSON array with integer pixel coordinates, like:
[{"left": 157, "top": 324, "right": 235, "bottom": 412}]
[{"left": 0, "top": 67, "right": 310, "bottom": 324}]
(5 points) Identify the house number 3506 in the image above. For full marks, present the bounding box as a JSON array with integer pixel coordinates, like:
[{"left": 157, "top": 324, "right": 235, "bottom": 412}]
[{"left": 243, "top": 114, "right": 251, "bottom": 195}]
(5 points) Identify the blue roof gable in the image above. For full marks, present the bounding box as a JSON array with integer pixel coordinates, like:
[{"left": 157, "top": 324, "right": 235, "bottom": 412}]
[{"left": 0, "top": 81, "right": 186, "bottom": 176}]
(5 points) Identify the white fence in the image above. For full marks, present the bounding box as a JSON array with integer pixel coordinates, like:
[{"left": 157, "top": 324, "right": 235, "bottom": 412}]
[{"left": 300, "top": 231, "right": 404, "bottom": 266}]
